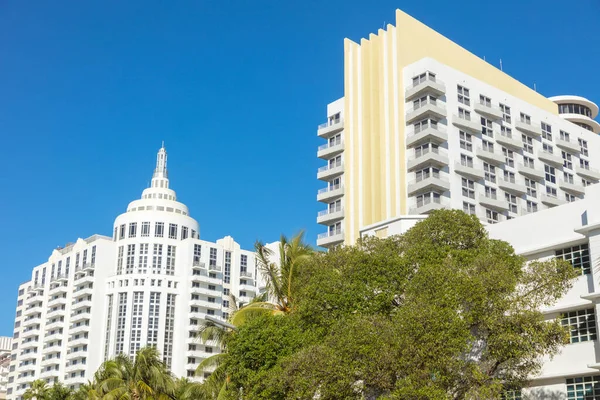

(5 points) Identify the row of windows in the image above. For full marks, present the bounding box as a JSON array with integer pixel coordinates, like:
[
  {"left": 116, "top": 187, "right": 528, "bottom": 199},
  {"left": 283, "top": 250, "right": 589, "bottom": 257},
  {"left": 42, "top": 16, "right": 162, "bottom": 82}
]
[
  {"left": 114, "top": 222, "right": 196, "bottom": 241},
  {"left": 31, "top": 246, "right": 96, "bottom": 287}
]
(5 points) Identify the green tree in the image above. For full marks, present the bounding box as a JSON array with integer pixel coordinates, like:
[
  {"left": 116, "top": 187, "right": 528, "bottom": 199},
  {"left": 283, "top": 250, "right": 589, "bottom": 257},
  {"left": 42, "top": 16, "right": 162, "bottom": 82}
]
[
  {"left": 223, "top": 210, "right": 578, "bottom": 399},
  {"left": 231, "top": 232, "right": 312, "bottom": 325},
  {"left": 23, "top": 380, "right": 49, "bottom": 400},
  {"left": 95, "top": 346, "right": 175, "bottom": 399},
  {"left": 46, "top": 382, "right": 72, "bottom": 400}
]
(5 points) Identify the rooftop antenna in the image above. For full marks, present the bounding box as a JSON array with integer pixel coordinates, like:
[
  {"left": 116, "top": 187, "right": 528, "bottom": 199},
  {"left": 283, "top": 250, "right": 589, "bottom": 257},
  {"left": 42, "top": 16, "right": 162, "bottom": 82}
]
[
  {"left": 499, "top": 59, "right": 503, "bottom": 71},
  {"left": 483, "top": 55, "right": 486, "bottom": 61},
  {"left": 533, "top": 83, "right": 537, "bottom": 92}
]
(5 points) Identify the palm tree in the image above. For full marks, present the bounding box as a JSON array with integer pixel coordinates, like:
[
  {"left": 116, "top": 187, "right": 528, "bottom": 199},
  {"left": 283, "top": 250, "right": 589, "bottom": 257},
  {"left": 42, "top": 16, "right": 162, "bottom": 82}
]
[
  {"left": 96, "top": 346, "right": 175, "bottom": 399},
  {"left": 46, "top": 382, "right": 72, "bottom": 400},
  {"left": 23, "top": 379, "right": 49, "bottom": 400},
  {"left": 231, "top": 232, "right": 312, "bottom": 325}
]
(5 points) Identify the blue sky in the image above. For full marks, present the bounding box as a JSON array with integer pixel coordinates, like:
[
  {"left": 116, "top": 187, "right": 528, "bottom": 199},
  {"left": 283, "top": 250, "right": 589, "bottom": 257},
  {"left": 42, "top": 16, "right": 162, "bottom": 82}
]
[{"left": 0, "top": 0, "right": 598, "bottom": 335}]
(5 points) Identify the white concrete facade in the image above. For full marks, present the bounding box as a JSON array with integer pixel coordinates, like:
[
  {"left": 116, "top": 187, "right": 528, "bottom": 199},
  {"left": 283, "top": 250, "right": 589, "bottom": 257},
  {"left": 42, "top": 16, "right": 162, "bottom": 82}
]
[
  {"left": 317, "top": 59, "right": 600, "bottom": 248},
  {"left": 7, "top": 147, "right": 260, "bottom": 399}
]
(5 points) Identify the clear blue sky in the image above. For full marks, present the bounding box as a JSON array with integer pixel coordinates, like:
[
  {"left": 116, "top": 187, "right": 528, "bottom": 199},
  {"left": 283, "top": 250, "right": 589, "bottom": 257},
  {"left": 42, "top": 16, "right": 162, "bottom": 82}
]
[{"left": 0, "top": 0, "right": 598, "bottom": 335}]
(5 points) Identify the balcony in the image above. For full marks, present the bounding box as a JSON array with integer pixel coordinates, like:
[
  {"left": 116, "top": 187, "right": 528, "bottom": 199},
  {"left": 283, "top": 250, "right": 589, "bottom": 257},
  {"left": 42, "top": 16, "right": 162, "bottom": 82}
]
[
  {"left": 22, "top": 328, "right": 39, "bottom": 339},
  {"left": 48, "top": 296, "right": 67, "bottom": 307},
  {"left": 73, "top": 287, "right": 94, "bottom": 299},
  {"left": 317, "top": 206, "right": 344, "bottom": 225},
  {"left": 406, "top": 99, "right": 446, "bottom": 124},
  {"left": 193, "top": 260, "right": 206, "bottom": 269},
  {"left": 317, "top": 139, "right": 344, "bottom": 159},
  {"left": 21, "top": 340, "right": 39, "bottom": 350},
  {"left": 209, "top": 264, "right": 222, "bottom": 272},
  {"left": 317, "top": 184, "right": 344, "bottom": 202},
  {"left": 407, "top": 174, "right": 450, "bottom": 196},
  {"left": 478, "top": 193, "right": 508, "bottom": 211},
  {"left": 49, "top": 284, "right": 68, "bottom": 295},
  {"left": 518, "top": 164, "right": 545, "bottom": 181},
  {"left": 51, "top": 274, "right": 68, "bottom": 283},
  {"left": 476, "top": 146, "right": 505, "bottom": 166},
  {"left": 317, "top": 161, "right": 344, "bottom": 181},
  {"left": 75, "top": 273, "right": 94, "bottom": 284},
  {"left": 407, "top": 147, "right": 449, "bottom": 172},
  {"left": 409, "top": 197, "right": 446, "bottom": 215},
  {"left": 23, "top": 315, "right": 41, "bottom": 328},
  {"left": 537, "top": 150, "right": 563, "bottom": 167},
  {"left": 452, "top": 114, "right": 481, "bottom": 133},
  {"left": 317, "top": 119, "right": 344, "bottom": 138},
  {"left": 498, "top": 177, "right": 527, "bottom": 195},
  {"left": 556, "top": 137, "right": 580, "bottom": 153},
  {"left": 317, "top": 230, "right": 344, "bottom": 248},
  {"left": 45, "top": 320, "right": 64, "bottom": 330},
  {"left": 559, "top": 178, "right": 585, "bottom": 195},
  {"left": 474, "top": 101, "right": 503, "bottom": 120},
  {"left": 67, "top": 336, "right": 89, "bottom": 348},
  {"left": 541, "top": 193, "right": 566, "bottom": 207},
  {"left": 576, "top": 165, "right": 600, "bottom": 181},
  {"left": 39, "top": 369, "right": 59, "bottom": 380},
  {"left": 405, "top": 75, "right": 446, "bottom": 100},
  {"left": 70, "top": 311, "right": 91, "bottom": 324},
  {"left": 240, "top": 271, "right": 253, "bottom": 279},
  {"left": 515, "top": 119, "right": 542, "bottom": 137},
  {"left": 65, "top": 362, "right": 86, "bottom": 374},
  {"left": 454, "top": 162, "right": 485, "bottom": 180},
  {"left": 406, "top": 124, "right": 448, "bottom": 148},
  {"left": 71, "top": 300, "right": 93, "bottom": 311},
  {"left": 46, "top": 307, "right": 66, "bottom": 319},
  {"left": 44, "top": 331, "right": 63, "bottom": 342},
  {"left": 495, "top": 132, "right": 522, "bottom": 151},
  {"left": 41, "top": 356, "right": 60, "bottom": 366}
]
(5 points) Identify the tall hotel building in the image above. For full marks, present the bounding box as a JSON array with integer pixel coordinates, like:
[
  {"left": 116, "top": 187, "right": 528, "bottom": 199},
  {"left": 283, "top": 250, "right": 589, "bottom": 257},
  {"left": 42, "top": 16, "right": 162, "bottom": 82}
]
[
  {"left": 7, "top": 147, "right": 261, "bottom": 399},
  {"left": 316, "top": 9, "right": 600, "bottom": 248}
]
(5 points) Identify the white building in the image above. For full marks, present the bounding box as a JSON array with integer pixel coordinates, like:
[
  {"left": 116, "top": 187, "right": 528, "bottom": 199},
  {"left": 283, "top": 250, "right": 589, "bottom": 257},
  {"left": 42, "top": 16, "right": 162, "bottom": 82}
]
[
  {"left": 316, "top": 9, "right": 600, "bottom": 248},
  {"left": 0, "top": 337, "right": 12, "bottom": 400},
  {"left": 7, "top": 147, "right": 262, "bottom": 399}
]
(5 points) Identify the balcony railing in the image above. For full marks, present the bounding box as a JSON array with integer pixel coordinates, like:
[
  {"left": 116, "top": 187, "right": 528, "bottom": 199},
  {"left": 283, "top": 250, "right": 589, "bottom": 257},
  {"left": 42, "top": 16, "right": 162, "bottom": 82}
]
[
  {"left": 416, "top": 195, "right": 441, "bottom": 208},
  {"left": 317, "top": 229, "right": 342, "bottom": 240},
  {"left": 318, "top": 160, "right": 343, "bottom": 173},
  {"left": 318, "top": 184, "right": 342, "bottom": 194},
  {"left": 318, "top": 139, "right": 342, "bottom": 151},
  {"left": 411, "top": 74, "right": 439, "bottom": 87},
  {"left": 318, "top": 205, "right": 342, "bottom": 217},
  {"left": 414, "top": 146, "right": 440, "bottom": 158},
  {"left": 318, "top": 118, "right": 342, "bottom": 129},
  {"left": 407, "top": 98, "right": 440, "bottom": 113}
]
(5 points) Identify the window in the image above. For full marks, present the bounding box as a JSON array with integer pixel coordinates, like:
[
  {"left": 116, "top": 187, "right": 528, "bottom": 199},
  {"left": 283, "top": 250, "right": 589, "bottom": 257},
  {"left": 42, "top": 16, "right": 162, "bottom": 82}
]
[
  {"left": 560, "top": 130, "right": 570, "bottom": 141},
  {"left": 566, "top": 193, "right": 577, "bottom": 202},
  {"left": 523, "top": 156, "right": 535, "bottom": 168},
  {"left": 500, "top": 125, "right": 512, "bottom": 138},
  {"left": 519, "top": 112, "right": 531, "bottom": 124},
  {"left": 458, "top": 107, "right": 471, "bottom": 120},
  {"left": 461, "top": 178, "right": 475, "bottom": 199},
  {"left": 414, "top": 142, "right": 439, "bottom": 157},
  {"left": 484, "top": 186, "right": 497, "bottom": 199},
  {"left": 140, "top": 222, "right": 150, "bottom": 237},
  {"left": 541, "top": 122, "right": 552, "bottom": 140},
  {"left": 579, "top": 138, "right": 589, "bottom": 156},
  {"left": 546, "top": 186, "right": 557, "bottom": 197},
  {"left": 138, "top": 244, "right": 148, "bottom": 274},
  {"left": 502, "top": 147, "right": 514, "bottom": 167},
  {"left": 557, "top": 243, "right": 590, "bottom": 275},
  {"left": 499, "top": 104, "right": 511, "bottom": 123},
  {"left": 126, "top": 245, "right": 135, "bottom": 274},
  {"left": 526, "top": 200, "right": 538, "bottom": 213},
  {"left": 542, "top": 142, "right": 554, "bottom": 154},
  {"left": 482, "top": 140, "right": 493, "bottom": 152},
  {"left": 207, "top": 309, "right": 215, "bottom": 316},
  {"left": 559, "top": 103, "right": 593, "bottom": 117},
  {"left": 462, "top": 202, "right": 475, "bottom": 215},
  {"left": 459, "top": 131, "right": 472, "bottom": 151},
  {"left": 181, "top": 226, "right": 188, "bottom": 240},
  {"left": 485, "top": 209, "right": 499, "bottom": 224},
  {"left": 479, "top": 95, "right": 491, "bottom": 107},
  {"left": 155, "top": 222, "right": 164, "bottom": 238},
  {"left": 414, "top": 118, "right": 437, "bottom": 133},
  {"left": 461, "top": 154, "right": 474, "bottom": 168},
  {"left": 583, "top": 179, "right": 594, "bottom": 187},
  {"left": 501, "top": 389, "right": 522, "bottom": 400},
  {"left": 544, "top": 165, "right": 556, "bottom": 183},
  {"left": 166, "top": 246, "right": 176, "bottom": 276},
  {"left": 562, "top": 151, "right": 573, "bottom": 169},
  {"left": 119, "top": 224, "right": 125, "bottom": 240},
  {"left": 416, "top": 192, "right": 441, "bottom": 208},
  {"left": 562, "top": 309, "right": 597, "bottom": 344},
  {"left": 128, "top": 223, "right": 137, "bottom": 238},
  {"left": 566, "top": 375, "right": 600, "bottom": 400},
  {"left": 412, "top": 71, "right": 435, "bottom": 86},
  {"left": 564, "top": 172, "right": 575, "bottom": 184},
  {"left": 116, "top": 246, "right": 124, "bottom": 275},
  {"left": 152, "top": 244, "right": 163, "bottom": 274},
  {"left": 457, "top": 85, "right": 470, "bottom": 106},
  {"left": 483, "top": 163, "right": 496, "bottom": 183},
  {"left": 505, "top": 193, "right": 517, "bottom": 213},
  {"left": 522, "top": 135, "right": 533, "bottom": 154},
  {"left": 581, "top": 159, "right": 590, "bottom": 170},
  {"left": 415, "top": 167, "right": 440, "bottom": 182},
  {"left": 504, "top": 171, "right": 515, "bottom": 183},
  {"left": 481, "top": 117, "right": 493, "bottom": 136},
  {"left": 168, "top": 224, "right": 177, "bottom": 239}
]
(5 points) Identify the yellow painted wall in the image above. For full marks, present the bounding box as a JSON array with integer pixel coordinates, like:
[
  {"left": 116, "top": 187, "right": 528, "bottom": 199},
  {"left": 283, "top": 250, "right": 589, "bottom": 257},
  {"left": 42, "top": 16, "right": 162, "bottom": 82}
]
[{"left": 342, "top": 9, "right": 558, "bottom": 245}]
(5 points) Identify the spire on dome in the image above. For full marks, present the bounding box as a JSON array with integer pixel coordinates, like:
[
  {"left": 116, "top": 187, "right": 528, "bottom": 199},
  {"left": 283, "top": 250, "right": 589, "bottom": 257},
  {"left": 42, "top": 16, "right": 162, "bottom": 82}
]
[{"left": 151, "top": 144, "right": 169, "bottom": 188}]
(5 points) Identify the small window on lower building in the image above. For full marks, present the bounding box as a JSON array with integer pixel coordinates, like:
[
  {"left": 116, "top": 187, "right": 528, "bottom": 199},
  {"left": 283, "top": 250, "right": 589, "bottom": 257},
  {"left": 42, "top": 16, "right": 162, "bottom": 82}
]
[
  {"left": 556, "top": 243, "right": 591, "bottom": 275},
  {"left": 562, "top": 308, "right": 597, "bottom": 343},
  {"left": 567, "top": 375, "right": 600, "bottom": 399},
  {"left": 501, "top": 389, "right": 521, "bottom": 400},
  {"left": 187, "top": 370, "right": 195, "bottom": 377}
]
